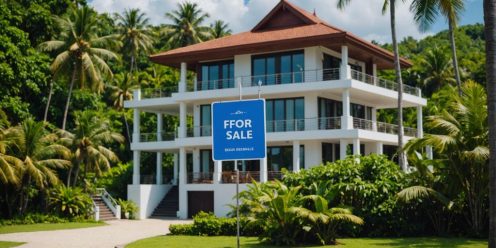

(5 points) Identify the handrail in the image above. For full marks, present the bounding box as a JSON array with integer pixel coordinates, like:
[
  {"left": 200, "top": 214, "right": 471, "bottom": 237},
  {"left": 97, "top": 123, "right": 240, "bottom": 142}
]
[
  {"left": 95, "top": 188, "right": 121, "bottom": 219},
  {"left": 92, "top": 200, "right": 100, "bottom": 221},
  {"left": 350, "top": 69, "right": 420, "bottom": 96}
]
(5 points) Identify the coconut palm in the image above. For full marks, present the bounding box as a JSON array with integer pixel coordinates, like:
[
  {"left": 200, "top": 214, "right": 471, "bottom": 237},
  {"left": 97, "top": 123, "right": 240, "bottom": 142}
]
[
  {"left": 405, "top": 81, "right": 488, "bottom": 235},
  {"left": 39, "top": 6, "right": 118, "bottom": 130},
  {"left": 418, "top": 46, "right": 456, "bottom": 95},
  {"left": 0, "top": 125, "right": 22, "bottom": 186},
  {"left": 484, "top": 0, "right": 496, "bottom": 246},
  {"left": 10, "top": 119, "right": 71, "bottom": 214},
  {"left": 163, "top": 2, "right": 210, "bottom": 48},
  {"left": 338, "top": 0, "right": 407, "bottom": 170},
  {"left": 107, "top": 72, "right": 139, "bottom": 139},
  {"left": 115, "top": 8, "right": 155, "bottom": 72},
  {"left": 410, "top": 0, "right": 464, "bottom": 96},
  {"left": 59, "top": 110, "right": 124, "bottom": 186},
  {"left": 209, "top": 20, "right": 232, "bottom": 39}
]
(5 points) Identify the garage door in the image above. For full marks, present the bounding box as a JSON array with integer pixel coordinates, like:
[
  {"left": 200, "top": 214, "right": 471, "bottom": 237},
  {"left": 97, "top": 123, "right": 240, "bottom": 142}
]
[{"left": 187, "top": 191, "right": 214, "bottom": 218}]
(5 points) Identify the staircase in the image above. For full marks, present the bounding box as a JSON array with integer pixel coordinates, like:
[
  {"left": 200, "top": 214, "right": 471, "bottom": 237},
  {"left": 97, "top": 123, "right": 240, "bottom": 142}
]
[
  {"left": 152, "top": 186, "right": 179, "bottom": 217},
  {"left": 92, "top": 195, "right": 118, "bottom": 221}
]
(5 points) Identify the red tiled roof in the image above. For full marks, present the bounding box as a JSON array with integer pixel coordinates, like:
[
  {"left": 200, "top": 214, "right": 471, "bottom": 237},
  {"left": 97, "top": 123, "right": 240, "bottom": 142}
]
[{"left": 150, "top": 0, "right": 412, "bottom": 69}]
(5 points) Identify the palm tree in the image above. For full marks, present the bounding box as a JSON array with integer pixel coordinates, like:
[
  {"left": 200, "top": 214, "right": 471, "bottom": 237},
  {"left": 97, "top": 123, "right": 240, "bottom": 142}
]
[
  {"left": 417, "top": 46, "right": 456, "bottom": 95},
  {"left": 209, "top": 20, "right": 232, "bottom": 39},
  {"left": 59, "top": 110, "right": 124, "bottom": 186},
  {"left": 484, "top": 0, "right": 496, "bottom": 246},
  {"left": 338, "top": 0, "right": 407, "bottom": 170},
  {"left": 0, "top": 126, "right": 21, "bottom": 187},
  {"left": 10, "top": 119, "right": 71, "bottom": 214},
  {"left": 405, "top": 81, "right": 488, "bottom": 235},
  {"left": 410, "top": 0, "right": 464, "bottom": 96},
  {"left": 115, "top": 8, "right": 155, "bottom": 72},
  {"left": 107, "top": 72, "right": 139, "bottom": 139},
  {"left": 163, "top": 2, "right": 210, "bottom": 48},
  {"left": 39, "top": 6, "right": 118, "bottom": 130}
]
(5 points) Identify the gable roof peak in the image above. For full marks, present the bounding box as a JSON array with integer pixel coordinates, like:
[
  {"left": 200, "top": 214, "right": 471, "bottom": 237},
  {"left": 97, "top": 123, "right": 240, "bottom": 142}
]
[{"left": 251, "top": 0, "right": 322, "bottom": 32}]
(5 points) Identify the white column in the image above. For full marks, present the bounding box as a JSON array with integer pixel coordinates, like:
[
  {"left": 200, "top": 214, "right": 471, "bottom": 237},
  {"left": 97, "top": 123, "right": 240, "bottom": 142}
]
[
  {"left": 133, "top": 151, "right": 140, "bottom": 185},
  {"left": 340, "top": 45, "right": 351, "bottom": 79},
  {"left": 340, "top": 139, "right": 348, "bottom": 159},
  {"left": 193, "top": 105, "right": 200, "bottom": 137},
  {"left": 178, "top": 147, "right": 187, "bottom": 219},
  {"left": 372, "top": 63, "right": 377, "bottom": 85},
  {"left": 173, "top": 153, "right": 178, "bottom": 185},
  {"left": 292, "top": 141, "right": 300, "bottom": 172},
  {"left": 376, "top": 142, "right": 383, "bottom": 155},
  {"left": 214, "top": 160, "right": 222, "bottom": 184},
  {"left": 341, "top": 89, "right": 353, "bottom": 129},
  {"left": 179, "top": 102, "right": 187, "bottom": 138},
  {"left": 417, "top": 106, "right": 423, "bottom": 138},
  {"left": 132, "top": 89, "right": 141, "bottom": 185},
  {"left": 353, "top": 139, "right": 361, "bottom": 155},
  {"left": 156, "top": 113, "right": 163, "bottom": 184},
  {"left": 179, "top": 62, "right": 187, "bottom": 93},
  {"left": 260, "top": 158, "right": 268, "bottom": 182},
  {"left": 156, "top": 152, "right": 163, "bottom": 184},
  {"left": 371, "top": 107, "right": 377, "bottom": 131}
]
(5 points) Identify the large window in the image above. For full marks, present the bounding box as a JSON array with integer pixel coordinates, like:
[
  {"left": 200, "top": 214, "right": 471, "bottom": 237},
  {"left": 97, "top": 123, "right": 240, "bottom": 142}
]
[
  {"left": 266, "top": 98, "right": 304, "bottom": 132},
  {"left": 199, "top": 60, "right": 234, "bottom": 90},
  {"left": 200, "top": 105, "right": 211, "bottom": 136},
  {"left": 252, "top": 50, "right": 304, "bottom": 85},
  {"left": 268, "top": 146, "right": 305, "bottom": 172},
  {"left": 200, "top": 149, "right": 214, "bottom": 173},
  {"left": 318, "top": 97, "right": 372, "bottom": 120}
]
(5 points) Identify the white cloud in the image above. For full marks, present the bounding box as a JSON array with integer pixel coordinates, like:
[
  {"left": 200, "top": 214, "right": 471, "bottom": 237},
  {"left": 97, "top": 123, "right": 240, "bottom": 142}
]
[{"left": 88, "top": 0, "right": 431, "bottom": 43}]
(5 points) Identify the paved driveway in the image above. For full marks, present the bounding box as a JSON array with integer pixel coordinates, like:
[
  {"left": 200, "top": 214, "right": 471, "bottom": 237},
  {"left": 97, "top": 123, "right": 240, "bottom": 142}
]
[{"left": 0, "top": 218, "right": 191, "bottom": 248}]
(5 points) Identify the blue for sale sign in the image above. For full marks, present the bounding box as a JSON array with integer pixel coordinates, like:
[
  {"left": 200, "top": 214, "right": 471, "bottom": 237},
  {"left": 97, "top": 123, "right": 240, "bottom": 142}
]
[{"left": 212, "top": 99, "right": 266, "bottom": 161}]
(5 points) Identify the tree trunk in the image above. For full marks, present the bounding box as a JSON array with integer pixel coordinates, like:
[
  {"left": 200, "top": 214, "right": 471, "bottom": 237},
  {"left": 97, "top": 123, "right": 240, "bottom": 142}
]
[
  {"left": 485, "top": 0, "right": 496, "bottom": 246},
  {"left": 123, "top": 112, "right": 131, "bottom": 142},
  {"left": 130, "top": 55, "right": 135, "bottom": 73},
  {"left": 43, "top": 80, "right": 54, "bottom": 122},
  {"left": 62, "top": 65, "right": 77, "bottom": 130},
  {"left": 390, "top": 0, "right": 406, "bottom": 171},
  {"left": 448, "top": 19, "right": 462, "bottom": 96},
  {"left": 72, "top": 163, "right": 80, "bottom": 187}
]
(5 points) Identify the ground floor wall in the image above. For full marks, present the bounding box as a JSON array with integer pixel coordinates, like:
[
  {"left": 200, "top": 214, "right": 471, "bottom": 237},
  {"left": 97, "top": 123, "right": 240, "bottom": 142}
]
[{"left": 127, "top": 184, "right": 173, "bottom": 219}]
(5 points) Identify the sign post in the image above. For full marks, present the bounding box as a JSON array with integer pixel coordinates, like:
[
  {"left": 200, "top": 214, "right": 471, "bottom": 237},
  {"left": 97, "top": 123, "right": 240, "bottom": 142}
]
[{"left": 212, "top": 99, "right": 266, "bottom": 248}]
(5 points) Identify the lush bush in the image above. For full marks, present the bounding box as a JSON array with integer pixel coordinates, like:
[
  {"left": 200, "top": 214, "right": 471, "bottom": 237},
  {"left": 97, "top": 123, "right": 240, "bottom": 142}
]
[
  {"left": 283, "top": 154, "right": 426, "bottom": 237},
  {"left": 95, "top": 163, "right": 133, "bottom": 200},
  {"left": 117, "top": 199, "right": 139, "bottom": 219},
  {"left": 49, "top": 186, "right": 94, "bottom": 219},
  {"left": 168, "top": 212, "right": 261, "bottom": 236}
]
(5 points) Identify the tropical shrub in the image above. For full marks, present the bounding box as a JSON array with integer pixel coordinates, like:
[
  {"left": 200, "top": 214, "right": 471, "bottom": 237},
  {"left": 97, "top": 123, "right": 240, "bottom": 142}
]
[
  {"left": 283, "top": 154, "right": 425, "bottom": 237},
  {"left": 49, "top": 186, "right": 93, "bottom": 219},
  {"left": 117, "top": 199, "right": 139, "bottom": 219},
  {"left": 168, "top": 212, "right": 261, "bottom": 236}
]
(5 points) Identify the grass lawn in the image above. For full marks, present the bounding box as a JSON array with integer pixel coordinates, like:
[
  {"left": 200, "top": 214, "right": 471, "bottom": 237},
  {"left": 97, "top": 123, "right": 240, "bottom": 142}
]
[
  {"left": 0, "top": 241, "right": 24, "bottom": 248},
  {"left": 125, "top": 235, "right": 488, "bottom": 248},
  {"left": 0, "top": 222, "right": 105, "bottom": 234}
]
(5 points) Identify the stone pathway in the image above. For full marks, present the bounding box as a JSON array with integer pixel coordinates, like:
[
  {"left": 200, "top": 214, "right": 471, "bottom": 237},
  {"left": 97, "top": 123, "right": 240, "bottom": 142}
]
[{"left": 0, "top": 218, "right": 191, "bottom": 248}]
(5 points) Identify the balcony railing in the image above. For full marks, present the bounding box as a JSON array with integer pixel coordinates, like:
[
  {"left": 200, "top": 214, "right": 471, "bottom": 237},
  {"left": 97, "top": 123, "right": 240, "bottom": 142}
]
[
  {"left": 140, "top": 175, "right": 172, "bottom": 184},
  {"left": 186, "top": 125, "right": 212, "bottom": 137},
  {"left": 221, "top": 171, "right": 260, "bottom": 184},
  {"left": 187, "top": 172, "right": 213, "bottom": 184},
  {"left": 141, "top": 86, "right": 178, "bottom": 99},
  {"left": 139, "top": 131, "right": 177, "bottom": 142},
  {"left": 353, "top": 117, "right": 418, "bottom": 137},
  {"left": 268, "top": 171, "right": 284, "bottom": 181},
  {"left": 350, "top": 69, "right": 420, "bottom": 96},
  {"left": 237, "top": 68, "right": 341, "bottom": 87}
]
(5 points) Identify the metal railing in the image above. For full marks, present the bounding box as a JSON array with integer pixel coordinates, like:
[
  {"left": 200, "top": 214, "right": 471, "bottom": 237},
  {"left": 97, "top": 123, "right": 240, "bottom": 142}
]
[
  {"left": 350, "top": 69, "right": 420, "bottom": 96},
  {"left": 221, "top": 171, "right": 260, "bottom": 184},
  {"left": 238, "top": 68, "right": 340, "bottom": 87},
  {"left": 353, "top": 117, "right": 418, "bottom": 137},
  {"left": 196, "top": 79, "right": 235, "bottom": 91},
  {"left": 92, "top": 200, "right": 100, "bottom": 221},
  {"left": 187, "top": 172, "right": 214, "bottom": 184},
  {"left": 186, "top": 125, "right": 211, "bottom": 137},
  {"left": 95, "top": 188, "right": 121, "bottom": 220},
  {"left": 268, "top": 171, "right": 284, "bottom": 181},
  {"left": 141, "top": 86, "right": 178, "bottom": 99},
  {"left": 139, "top": 131, "right": 177, "bottom": 142}
]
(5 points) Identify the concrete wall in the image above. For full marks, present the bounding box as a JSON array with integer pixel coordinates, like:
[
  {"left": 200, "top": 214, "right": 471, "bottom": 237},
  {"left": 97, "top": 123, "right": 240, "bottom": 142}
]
[{"left": 127, "top": 184, "right": 173, "bottom": 219}]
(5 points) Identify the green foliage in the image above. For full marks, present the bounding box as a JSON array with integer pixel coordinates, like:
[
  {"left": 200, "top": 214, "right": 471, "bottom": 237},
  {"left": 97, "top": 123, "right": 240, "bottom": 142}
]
[
  {"left": 168, "top": 212, "right": 261, "bottom": 237},
  {"left": 95, "top": 163, "right": 132, "bottom": 200},
  {"left": 117, "top": 199, "right": 138, "bottom": 219},
  {"left": 49, "top": 185, "right": 93, "bottom": 219}
]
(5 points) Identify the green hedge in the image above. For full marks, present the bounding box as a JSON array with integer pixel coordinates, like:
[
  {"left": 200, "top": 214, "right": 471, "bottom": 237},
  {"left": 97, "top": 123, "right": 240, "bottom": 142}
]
[
  {"left": 168, "top": 212, "right": 261, "bottom": 236},
  {"left": 0, "top": 213, "right": 98, "bottom": 226}
]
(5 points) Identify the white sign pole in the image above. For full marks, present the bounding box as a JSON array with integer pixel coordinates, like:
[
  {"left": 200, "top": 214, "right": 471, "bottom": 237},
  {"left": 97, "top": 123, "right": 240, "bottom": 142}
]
[{"left": 237, "top": 79, "right": 241, "bottom": 248}]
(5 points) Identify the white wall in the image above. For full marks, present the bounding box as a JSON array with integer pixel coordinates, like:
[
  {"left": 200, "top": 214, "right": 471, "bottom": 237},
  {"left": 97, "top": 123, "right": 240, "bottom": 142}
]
[
  {"left": 127, "top": 184, "right": 173, "bottom": 219},
  {"left": 303, "top": 140, "right": 322, "bottom": 169},
  {"left": 234, "top": 54, "right": 251, "bottom": 77},
  {"left": 304, "top": 46, "right": 322, "bottom": 71}
]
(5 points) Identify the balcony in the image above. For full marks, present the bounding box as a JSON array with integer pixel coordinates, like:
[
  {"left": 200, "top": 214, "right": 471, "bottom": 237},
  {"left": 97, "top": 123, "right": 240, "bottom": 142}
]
[
  {"left": 139, "top": 68, "right": 421, "bottom": 99},
  {"left": 139, "top": 131, "right": 177, "bottom": 142},
  {"left": 221, "top": 171, "right": 260, "bottom": 183},
  {"left": 187, "top": 172, "right": 213, "bottom": 184}
]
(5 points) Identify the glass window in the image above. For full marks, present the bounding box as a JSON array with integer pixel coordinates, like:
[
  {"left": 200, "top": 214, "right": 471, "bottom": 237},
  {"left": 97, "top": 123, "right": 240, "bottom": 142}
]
[
  {"left": 253, "top": 58, "right": 266, "bottom": 86},
  {"left": 274, "top": 100, "right": 285, "bottom": 132},
  {"left": 252, "top": 50, "right": 304, "bottom": 85},
  {"left": 266, "top": 100, "right": 274, "bottom": 132},
  {"left": 198, "top": 60, "right": 234, "bottom": 91},
  {"left": 266, "top": 57, "right": 276, "bottom": 85},
  {"left": 292, "top": 53, "right": 304, "bottom": 83},
  {"left": 286, "top": 99, "right": 295, "bottom": 131},
  {"left": 200, "top": 150, "right": 213, "bottom": 173},
  {"left": 281, "top": 55, "right": 291, "bottom": 84},
  {"left": 266, "top": 98, "right": 304, "bottom": 132},
  {"left": 208, "top": 66, "right": 219, "bottom": 90}
]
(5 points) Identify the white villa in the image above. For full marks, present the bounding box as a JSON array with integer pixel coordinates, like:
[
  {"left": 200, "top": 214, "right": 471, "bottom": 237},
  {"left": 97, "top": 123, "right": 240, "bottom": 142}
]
[{"left": 124, "top": 0, "right": 427, "bottom": 219}]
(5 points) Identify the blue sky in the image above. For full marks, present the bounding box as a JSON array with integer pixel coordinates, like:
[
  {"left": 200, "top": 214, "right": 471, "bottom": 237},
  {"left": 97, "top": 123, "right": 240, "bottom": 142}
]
[{"left": 89, "top": 0, "right": 485, "bottom": 43}]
